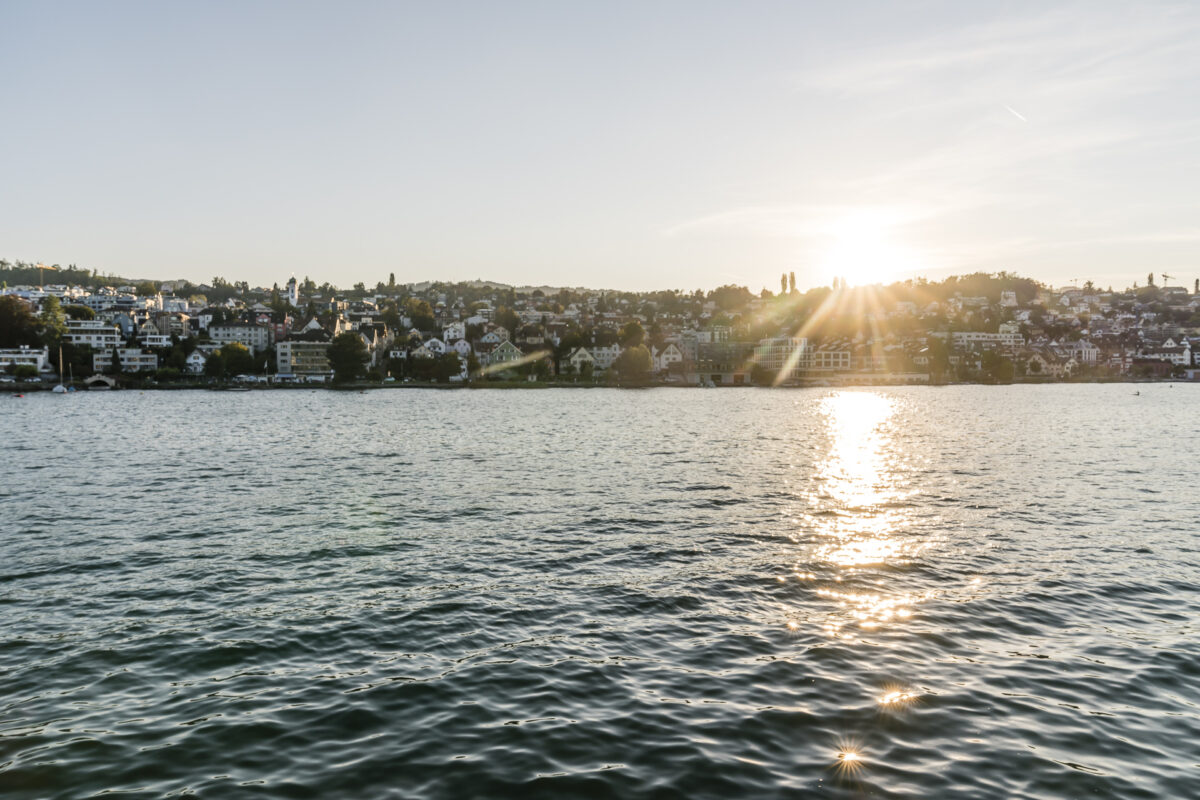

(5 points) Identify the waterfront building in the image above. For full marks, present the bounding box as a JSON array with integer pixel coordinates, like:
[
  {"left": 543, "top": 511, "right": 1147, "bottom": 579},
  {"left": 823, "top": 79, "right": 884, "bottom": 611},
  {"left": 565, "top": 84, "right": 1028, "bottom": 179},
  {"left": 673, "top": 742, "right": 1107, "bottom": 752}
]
[
  {"left": 488, "top": 340, "right": 523, "bottom": 368},
  {"left": 753, "top": 337, "right": 809, "bottom": 381},
  {"left": 66, "top": 319, "right": 123, "bottom": 350},
  {"left": 276, "top": 340, "right": 331, "bottom": 378},
  {"left": 93, "top": 348, "right": 158, "bottom": 373},
  {"left": 0, "top": 345, "right": 51, "bottom": 373},
  {"left": 653, "top": 343, "right": 684, "bottom": 373},
  {"left": 185, "top": 350, "right": 208, "bottom": 374},
  {"left": 566, "top": 346, "right": 595, "bottom": 374}
]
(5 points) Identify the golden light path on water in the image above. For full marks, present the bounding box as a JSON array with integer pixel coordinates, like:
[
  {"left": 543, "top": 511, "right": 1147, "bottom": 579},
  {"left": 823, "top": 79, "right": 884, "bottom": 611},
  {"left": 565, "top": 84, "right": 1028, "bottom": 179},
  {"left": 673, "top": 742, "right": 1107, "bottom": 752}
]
[
  {"left": 784, "top": 391, "right": 933, "bottom": 774},
  {"left": 788, "top": 391, "right": 933, "bottom": 642}
]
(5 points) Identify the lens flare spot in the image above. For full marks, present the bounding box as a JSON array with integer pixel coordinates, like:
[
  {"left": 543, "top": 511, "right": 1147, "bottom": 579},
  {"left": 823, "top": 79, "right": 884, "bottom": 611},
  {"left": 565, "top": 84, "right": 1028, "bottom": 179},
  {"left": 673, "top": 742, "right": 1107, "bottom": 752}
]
[{"left": 878, "top": 689, "right": 918, "bottom": 706}]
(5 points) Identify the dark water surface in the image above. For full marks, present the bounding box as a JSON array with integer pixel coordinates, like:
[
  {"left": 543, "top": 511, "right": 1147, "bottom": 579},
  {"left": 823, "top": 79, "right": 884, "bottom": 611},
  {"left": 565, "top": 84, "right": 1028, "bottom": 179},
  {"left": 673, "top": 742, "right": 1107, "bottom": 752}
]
[{"left": 3, "top": 386, "right": 1199, "bottom": 798}]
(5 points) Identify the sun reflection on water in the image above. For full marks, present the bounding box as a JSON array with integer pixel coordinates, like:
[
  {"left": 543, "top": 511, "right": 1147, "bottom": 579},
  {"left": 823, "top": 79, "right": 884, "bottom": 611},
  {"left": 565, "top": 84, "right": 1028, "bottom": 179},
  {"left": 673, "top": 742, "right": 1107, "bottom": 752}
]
[{"left": 788, "top": 391, "right": 933, "bottom": 636}]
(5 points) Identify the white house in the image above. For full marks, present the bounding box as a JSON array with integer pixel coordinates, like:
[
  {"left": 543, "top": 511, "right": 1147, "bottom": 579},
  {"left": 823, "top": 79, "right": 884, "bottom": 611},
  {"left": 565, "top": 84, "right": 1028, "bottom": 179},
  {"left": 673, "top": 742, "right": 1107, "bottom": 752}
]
[
  {"left": 653, "top": 343, "right": 685, "bottom": 373},
  {"left": 185, "top": 350, "right": 208, "bottom": 374},
  {"left": 138, "top": 320, "right": 172, "bottom": 348},
  {"left": 590, "top": 343, "right": 621, "bottom": 371},
  {"left": 566, "top": 346, "right": 595, "bottom": 374},
  {"left": 488, "top": 340, "right": 523, "bottom": 368}
]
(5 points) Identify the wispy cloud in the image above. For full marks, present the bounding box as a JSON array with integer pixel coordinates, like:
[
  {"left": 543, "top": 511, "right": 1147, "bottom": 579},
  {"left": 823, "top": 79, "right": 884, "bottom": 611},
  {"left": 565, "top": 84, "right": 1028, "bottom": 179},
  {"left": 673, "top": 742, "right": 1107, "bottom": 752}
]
[
  {"left": 666, "top": 5, "right": 1200, "bottom": 284},
  {"left": 662, "top": 204, "right": 936, "bottom": 240},
  {"left": 1003, "top": 105, "right": 1027, "bottom": 123}
]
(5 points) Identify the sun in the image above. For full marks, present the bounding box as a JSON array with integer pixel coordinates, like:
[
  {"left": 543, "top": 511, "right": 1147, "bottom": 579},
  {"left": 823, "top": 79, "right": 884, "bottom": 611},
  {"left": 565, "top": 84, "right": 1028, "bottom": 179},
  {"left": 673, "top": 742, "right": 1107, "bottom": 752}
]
[{"left": 819, "top": 209, "right": 920, "bottom": 288}]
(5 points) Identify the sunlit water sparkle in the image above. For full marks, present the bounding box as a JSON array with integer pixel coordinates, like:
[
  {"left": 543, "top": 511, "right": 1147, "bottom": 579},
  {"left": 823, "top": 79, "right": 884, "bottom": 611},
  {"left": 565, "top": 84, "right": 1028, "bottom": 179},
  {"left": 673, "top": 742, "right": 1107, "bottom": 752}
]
[{"left": 2, "top": 385, "right": 1198, "bottom": 798}]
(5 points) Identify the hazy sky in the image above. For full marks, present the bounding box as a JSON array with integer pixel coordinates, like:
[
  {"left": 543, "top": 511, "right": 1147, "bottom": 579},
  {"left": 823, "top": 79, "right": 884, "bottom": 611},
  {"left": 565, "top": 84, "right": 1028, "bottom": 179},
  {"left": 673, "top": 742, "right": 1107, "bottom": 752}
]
[{"left": 3, "top": 1, "right": 1199, "bottom": 291}]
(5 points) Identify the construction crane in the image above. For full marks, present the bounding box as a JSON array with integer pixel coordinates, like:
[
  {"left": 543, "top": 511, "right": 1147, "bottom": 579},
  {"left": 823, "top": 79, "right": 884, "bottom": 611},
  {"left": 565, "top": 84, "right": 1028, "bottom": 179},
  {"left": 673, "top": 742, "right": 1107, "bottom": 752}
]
[{"left": 1162, "top": 272, "right": 1175, "bottom": 286}]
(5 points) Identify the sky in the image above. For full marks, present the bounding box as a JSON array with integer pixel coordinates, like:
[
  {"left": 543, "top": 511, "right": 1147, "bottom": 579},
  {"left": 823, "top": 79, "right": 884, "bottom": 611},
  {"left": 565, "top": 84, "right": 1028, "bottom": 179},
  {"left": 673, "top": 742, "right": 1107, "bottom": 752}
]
[{"left": 3, "top": 1, "right": 1200, "bottom": 292}]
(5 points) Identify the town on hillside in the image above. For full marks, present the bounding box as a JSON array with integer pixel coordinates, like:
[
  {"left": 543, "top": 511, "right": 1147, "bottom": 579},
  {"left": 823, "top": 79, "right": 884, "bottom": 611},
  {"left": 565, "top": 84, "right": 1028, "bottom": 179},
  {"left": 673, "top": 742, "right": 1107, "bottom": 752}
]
[{"left": 3, "top": 261, "right": 1200, "bottom": 388}]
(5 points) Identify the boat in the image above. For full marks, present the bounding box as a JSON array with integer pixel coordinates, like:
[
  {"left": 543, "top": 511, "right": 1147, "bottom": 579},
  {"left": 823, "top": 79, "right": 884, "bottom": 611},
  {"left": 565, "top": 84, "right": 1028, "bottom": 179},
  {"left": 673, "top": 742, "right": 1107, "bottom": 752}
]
[
  {"left": 67, "top": 364, "right": 76, "bottom": 392},
  {"left": 52, "top": 347, "right": 68, "bottom": 393}
]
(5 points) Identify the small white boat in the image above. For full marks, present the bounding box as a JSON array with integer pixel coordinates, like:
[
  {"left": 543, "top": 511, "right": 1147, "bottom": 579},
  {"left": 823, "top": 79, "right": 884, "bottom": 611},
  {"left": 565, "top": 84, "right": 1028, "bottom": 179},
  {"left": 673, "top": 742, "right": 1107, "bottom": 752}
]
[{"left": 52, "top": 347, "right": 68, "bottom": 393}]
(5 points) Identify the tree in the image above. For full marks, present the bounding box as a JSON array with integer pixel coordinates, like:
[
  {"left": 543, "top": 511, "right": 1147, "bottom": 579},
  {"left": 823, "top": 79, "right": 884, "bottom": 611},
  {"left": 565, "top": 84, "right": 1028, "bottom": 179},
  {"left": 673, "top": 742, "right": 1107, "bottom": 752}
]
[
  {"left": 707, "top": 284, "right": 753, "bottom": 311},
  {"left": 611, "top": 344, "right": 653, "bottom": 382},
  {"left": 781, "top": 274, "right": 788, "bottom": 295},
  {"left": 39, "top": 295, "right": 68, "bottom": 349},
  {"left": 204, "top": 351, "right": 226, "bottom": 379},
  {"left": 433, "top": 352, "right": 463, "bottom": 382},
  {"left": 789, "top": 272, "right": 796, "bottom": 293},
  {"left": 0, "top": 296, "right": 40, "bottom": 348},
  {"left": 403, "top": 298, "right": 436, "bottom": 332},
  {"left": 1147, "top": 272, "right": 1155, "bottom": 286},
  {"left": 64, "top": 304, "right": 95, "bottom": 320},
  {"left": 981, "top": 350, "right": 1014, "bottom": 382},
  {"left": 751, "top": 364, "right": 776, "bottom": 386},
  {"left": 328, "top": 332, "right": 368, "bottom": 383},
  {"left": 619, "top": 320, "right": 645, "bottom": 348},
  {"left": 219, "top": 342, "right": 255, "bottom": 375},
  {"left": 495, "top": 306, "right": 521, "bottom": 337}
]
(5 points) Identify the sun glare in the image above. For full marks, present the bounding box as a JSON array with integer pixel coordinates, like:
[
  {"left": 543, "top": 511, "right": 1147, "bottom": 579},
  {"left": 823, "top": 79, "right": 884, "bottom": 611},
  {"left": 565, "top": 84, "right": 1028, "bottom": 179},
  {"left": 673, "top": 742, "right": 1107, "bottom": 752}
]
[{"left": 820, "top": 210, "right": 920, "bottom": 287}]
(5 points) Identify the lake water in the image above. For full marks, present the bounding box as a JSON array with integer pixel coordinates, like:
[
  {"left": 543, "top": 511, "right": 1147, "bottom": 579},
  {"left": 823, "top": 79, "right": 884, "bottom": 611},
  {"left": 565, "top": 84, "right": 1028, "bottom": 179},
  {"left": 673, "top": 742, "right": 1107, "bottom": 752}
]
[{"left": 2, "top": 385, "right": 1198, "bottom": 798}]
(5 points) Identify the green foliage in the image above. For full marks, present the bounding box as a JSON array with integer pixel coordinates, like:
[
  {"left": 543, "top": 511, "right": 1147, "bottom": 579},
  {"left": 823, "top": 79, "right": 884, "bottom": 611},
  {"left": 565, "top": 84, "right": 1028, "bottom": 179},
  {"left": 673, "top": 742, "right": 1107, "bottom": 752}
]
[
  {"left": 61, "top": 342, "right": 92, "bottom": 377},
  {"left": 64, "top": 304, "right": 95, "bottom": 320},
  {"left": 39, "top": 295, "right": 68, "bottom": 348},
  {"left": 0, "top": 261, "right": 115, "bottom": 290},
  {"left": 219, "top": 342, "right": 256, "bottom": 375},
  {"left": 495, "top": 306, "right": 521, "bottom": 337},
  {"left": 619, "top": 320, "right": 645, "bottom": 348},
  {"left": 0, "top": 296, "right": 40, "bottom": 348},
  {"left": 980, "top": 350, "right": 1014, "bottom": 382},
  {"left": 708, "top": 285, "right": 753, "bottom": 311},
  {"left": 13, "top": 363, "right": 39, "bottom": 379},
  {"left": 611, "top": 344, "right": 653, "bottom": 381},
  {"left": 751, "top": 364, "right": 776, "bottom": 386},
  {"left": 328, "top": 332, "right": 368, "bottom": 383},
  {"left": 204, "top": 351, "right": 226, "bottom": 379},
  {"left": 403, "top": 298, "right": 436, "bottom": 332}
]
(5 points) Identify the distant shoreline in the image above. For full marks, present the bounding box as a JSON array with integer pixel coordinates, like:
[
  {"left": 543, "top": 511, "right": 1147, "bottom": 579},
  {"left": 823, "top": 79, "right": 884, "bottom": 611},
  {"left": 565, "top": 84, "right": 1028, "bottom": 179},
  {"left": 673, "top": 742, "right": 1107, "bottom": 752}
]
[{"left": 9, "top": 376, "right": 1190, "bottom": 393}]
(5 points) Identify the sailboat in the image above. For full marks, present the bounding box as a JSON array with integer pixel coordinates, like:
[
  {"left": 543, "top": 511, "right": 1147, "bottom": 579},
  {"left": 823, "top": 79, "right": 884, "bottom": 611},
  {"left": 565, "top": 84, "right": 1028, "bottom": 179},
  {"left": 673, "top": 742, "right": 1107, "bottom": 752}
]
[
  {"left": 67, "top": 363, "right": 76, "bottom": 392},
  {"left": 52, "top": 347, "right": 68, "bottom": 393}
]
